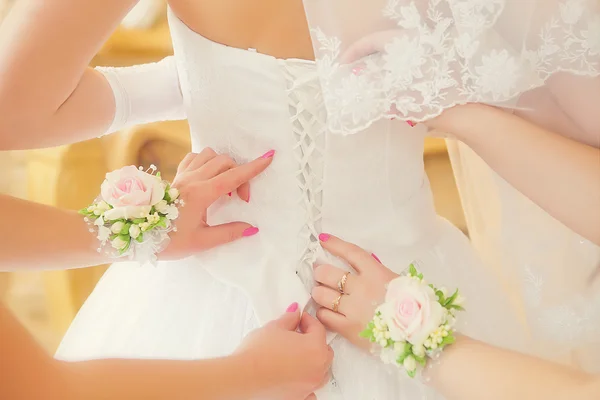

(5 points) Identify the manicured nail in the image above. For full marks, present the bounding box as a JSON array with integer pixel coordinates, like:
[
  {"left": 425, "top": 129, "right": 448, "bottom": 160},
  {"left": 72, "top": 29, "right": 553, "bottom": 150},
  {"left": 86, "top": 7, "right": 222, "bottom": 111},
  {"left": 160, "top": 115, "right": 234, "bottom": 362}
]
[
  {"left": 352, "top": 65, "right": 365, "bottom": 75},
  {"left": 371, "top": 253, "right": 382, "bottom": 263},
  {"left": 260, "top": 149, "right": 275, "bottom": 159},
  {"left": 407, "top": 121, "right": 416, "bottom": 127},
  {"left": 227, "top": 192, "right": 232, "bottom": 197},
  {"left": 319, "top": 233, "right": 331, "bottom": 242},
  {"left": 286, "top": 302, "right": 299, "bottom": 312},
  {"left": 242, "top": 227, "right": 259, "bottom": 237}
]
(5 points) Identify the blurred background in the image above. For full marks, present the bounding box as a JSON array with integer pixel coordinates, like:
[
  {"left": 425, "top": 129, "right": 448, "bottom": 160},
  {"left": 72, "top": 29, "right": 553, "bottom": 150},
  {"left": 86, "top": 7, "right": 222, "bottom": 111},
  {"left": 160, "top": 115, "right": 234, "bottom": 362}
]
[{"left": 0, "top": 0, "right": 466, "bottom": 354}]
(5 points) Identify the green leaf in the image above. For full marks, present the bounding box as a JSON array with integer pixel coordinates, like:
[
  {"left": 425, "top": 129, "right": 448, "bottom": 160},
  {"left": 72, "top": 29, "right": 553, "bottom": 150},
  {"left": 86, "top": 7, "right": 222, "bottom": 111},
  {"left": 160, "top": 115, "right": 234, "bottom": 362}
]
[
  {"left": 359, "top": 328, "right": 373, "bottom": 339},
  {"left": 150, "top": 206, "right": 156, "bottom": 214},
  {"left": 132, "top": 218, "right": 146, "bottom": 224},
  {"left": 118, "top": 236, "right": 132, "bottom": 255},
  {"left": 120, "top": 223, "right": 132, "bottom": 235},
  {"left": 417, "top": 273, "right": 423, "bottom": 280},
  {"left": 156, "top": 216, "right": 168, "bottom": 228},
  {"left": 135, "top": 233, "right": 144, "bottom": 243},
  {"left": 407, "top": 369, "right": 416, "bottom": 378},
  {"left": 408, "top": 264, "right": 418, "bottom": 277},
  {"left": 435, "top": 290, "right": 446, "bottom": 304},
  {"left": 444, "top": 289, "right": 459, "bottom": 307},
  {"left": 449, "top": 304, "right": 465, "bottom": 312},
  {"left": 109, "top": 234, "right": 118, "bottom": 240},
  {"left": 414, "top": 355, "right": 427, "bottom": 366},
  {"left": 440, "top": 335, "right": 456, "bottom": 348},
  {"left": 78, "top": 208, "right": 90, "bottom": 216}
]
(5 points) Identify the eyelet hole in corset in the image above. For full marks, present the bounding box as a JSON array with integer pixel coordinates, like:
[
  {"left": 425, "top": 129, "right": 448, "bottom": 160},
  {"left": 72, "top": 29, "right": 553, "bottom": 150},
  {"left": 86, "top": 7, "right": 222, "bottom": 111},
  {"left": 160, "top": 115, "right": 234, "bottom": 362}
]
[{"left": 281, "top": 62, "right": 327, "bottom": 291}]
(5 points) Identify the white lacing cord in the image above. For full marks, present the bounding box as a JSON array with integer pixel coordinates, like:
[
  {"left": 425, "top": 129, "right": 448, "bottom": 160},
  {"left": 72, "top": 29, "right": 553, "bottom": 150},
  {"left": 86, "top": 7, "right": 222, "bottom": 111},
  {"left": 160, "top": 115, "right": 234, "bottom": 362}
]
[{"left": 281, "top": 62, "right": 327, "bottom": 289}]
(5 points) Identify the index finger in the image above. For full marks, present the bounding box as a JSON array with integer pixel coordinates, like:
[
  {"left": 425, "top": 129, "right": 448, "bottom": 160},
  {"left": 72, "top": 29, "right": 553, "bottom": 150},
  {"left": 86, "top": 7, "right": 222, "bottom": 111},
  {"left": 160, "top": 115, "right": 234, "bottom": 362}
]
[
  {"left": 299, "top": 312, "right": 326, "bottom": 338},
  {"left": 318, "top": 234, "right": 378, "bottom": 274},
  {"left": 205, "top": 150, "right": 275, "bottom": 202},
  {"left": 340, "top": 30, "right": 398, "bottom": 64}
]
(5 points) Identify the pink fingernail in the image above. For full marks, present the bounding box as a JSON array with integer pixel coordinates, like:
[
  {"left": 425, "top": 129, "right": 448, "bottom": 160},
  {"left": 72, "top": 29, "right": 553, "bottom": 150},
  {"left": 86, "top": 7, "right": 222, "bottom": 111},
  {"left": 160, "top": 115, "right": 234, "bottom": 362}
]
[
  {"left": 371, "top": 253, "right": 382, "bottom": 263},
  {"left": 260, "top": 150, "right": 275, "bottom": 159},
  {"left": 286, "top": 302, "right": 299, "bottom": 312},
  {"left": 407, "top": 121, "right": 416, "bottom": 127},
  {"left": 227, "top": 192, "right": 232, "bottom": 197},
  {"left": 242, "top": 227, "right": 259, "bottom": 237},
  {"left": 319, "top": 233, "right": 331, "bottom": 242},
  {"left": 352, "top": 66, "right": 365, "bottom": 75}
]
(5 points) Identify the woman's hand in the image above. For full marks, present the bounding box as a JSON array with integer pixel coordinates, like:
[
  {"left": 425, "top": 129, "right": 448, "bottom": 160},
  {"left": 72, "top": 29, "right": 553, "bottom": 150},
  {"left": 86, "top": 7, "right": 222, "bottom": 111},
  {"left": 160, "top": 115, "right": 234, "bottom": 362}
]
[
  {"left": 235, "top": 304, "right": 333, "bottom": 400},
  {"left": 161, "top": 147, "right": 275, "bottom": 260},
  {"left": 312, "top": 234, "right": 398, "bottom": 351}
]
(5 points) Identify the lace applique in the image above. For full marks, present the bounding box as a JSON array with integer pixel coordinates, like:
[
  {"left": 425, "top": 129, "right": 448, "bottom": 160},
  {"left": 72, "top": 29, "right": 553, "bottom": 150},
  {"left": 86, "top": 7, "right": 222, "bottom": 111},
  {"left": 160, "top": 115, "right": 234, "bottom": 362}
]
[
  {"left": 306, "top": 0, "right": 600, "bottom": 134},
  {"left": 522, "top": 264, "right": 600, "bottom": 344}
]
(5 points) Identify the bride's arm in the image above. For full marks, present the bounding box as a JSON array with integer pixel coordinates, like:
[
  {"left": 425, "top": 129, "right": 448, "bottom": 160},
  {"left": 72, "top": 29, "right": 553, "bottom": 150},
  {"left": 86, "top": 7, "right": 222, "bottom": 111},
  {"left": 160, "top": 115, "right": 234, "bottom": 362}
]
[
  {"left": 0, "top": 0, "right": 185, "bottom": 150},
  {"left": 428, "top": 104, "right": 600, "bottom": 246}
]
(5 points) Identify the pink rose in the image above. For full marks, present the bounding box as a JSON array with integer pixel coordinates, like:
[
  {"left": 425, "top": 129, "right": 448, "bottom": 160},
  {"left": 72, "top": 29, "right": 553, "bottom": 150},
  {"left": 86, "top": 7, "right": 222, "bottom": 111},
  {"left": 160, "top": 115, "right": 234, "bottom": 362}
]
[
  {"left": 100, "top": 166, "right": 165, "bottom": 220},
  {"left": 379, "top": 276, "right": 444, "bottom": 346}
]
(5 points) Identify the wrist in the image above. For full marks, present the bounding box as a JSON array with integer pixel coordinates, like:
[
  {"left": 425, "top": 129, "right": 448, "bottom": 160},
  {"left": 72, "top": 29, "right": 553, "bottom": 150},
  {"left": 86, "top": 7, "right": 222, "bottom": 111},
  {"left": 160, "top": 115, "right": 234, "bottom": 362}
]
[
  {"left": 227, "top": 352, "right": 271, "bottom": 398},
  {"left": 426, "top": 103, "right": 494, "bottom": 145}
]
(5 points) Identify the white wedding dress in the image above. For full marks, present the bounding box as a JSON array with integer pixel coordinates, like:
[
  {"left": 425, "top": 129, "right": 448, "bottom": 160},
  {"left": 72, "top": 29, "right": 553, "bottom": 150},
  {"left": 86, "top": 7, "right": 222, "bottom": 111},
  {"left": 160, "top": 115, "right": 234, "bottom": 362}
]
[{"left": 55, "top": 8, "right": 591, "bottom": 399}]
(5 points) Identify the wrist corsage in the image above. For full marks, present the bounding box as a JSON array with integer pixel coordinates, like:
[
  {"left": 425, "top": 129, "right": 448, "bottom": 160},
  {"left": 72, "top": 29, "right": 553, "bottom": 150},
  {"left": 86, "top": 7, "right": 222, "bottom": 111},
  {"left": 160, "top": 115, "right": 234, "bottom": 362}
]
[
  {"left": 360, "top": 264, "right": 465, "bottom": 378},
  {"left": 79, "top": 165, "right": 182, "bottom": 265}
]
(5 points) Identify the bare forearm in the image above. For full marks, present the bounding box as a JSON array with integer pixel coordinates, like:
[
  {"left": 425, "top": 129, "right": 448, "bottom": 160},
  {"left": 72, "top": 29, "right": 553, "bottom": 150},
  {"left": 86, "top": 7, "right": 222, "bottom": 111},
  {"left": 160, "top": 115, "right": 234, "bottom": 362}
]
[
  {"left": 65, "top": 355, "right": 261, "bottom": 400},
  {"left": 430, "top": 336, "right": 599, "bottom": 400},
  {"left": 0, "top": 0, "right": 137, "bottom": 149},
  {"left": 0, "top": 194, "right": 109, "bottom": 271},
  {"left": 433, "top": 104, "right": 600, "bottom": 245},
  {"left": 1, "top": 304, "right": 264, "bottom": 400}
]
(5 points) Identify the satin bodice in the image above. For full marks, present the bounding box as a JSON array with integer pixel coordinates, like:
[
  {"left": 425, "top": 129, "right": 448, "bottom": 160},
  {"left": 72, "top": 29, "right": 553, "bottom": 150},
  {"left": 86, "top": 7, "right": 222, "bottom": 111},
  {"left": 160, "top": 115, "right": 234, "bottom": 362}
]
[{"left": 168, "top": 10, "right": 440, "bottom": 324}]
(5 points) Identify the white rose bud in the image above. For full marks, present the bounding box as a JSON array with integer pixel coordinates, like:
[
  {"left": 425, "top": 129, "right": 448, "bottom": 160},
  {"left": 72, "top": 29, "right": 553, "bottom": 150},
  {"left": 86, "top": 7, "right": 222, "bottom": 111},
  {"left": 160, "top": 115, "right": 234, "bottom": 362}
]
[
  {"left": 111, "top": 237, "right": 128, "bottom": 250},
  {"left": 147, "top": 213, "right": 160, "bottom": 224},
  {"left": 412, "top": 344, "right": 425, "bottom": 357},
  {"left": 96, "top": 201, "right": 111, "bottom": 212},
  {"left": 129, "top": 224, "right": 141, "bottom": 239},
  {"left": 168, "top": 188, "right": 180, "bottom": 200},
  {"left": 454, "top": 294, "right": 465, "bottom": 306},
  {"left": 111, "top": 221, "right": 125, "bottom": 234},
  {"left": 154, "top": 200, "right": 169, "bottom": 213},
  {"left": 403, "top": 356, "right": 417, "bottom": 373},
  {"left": 94, "top": 216, "right": 105, "bottom": 227},
  {"left": 139, "top": 222, "right": 151, "bottom": 232},
  {"left": 393, "top": 341, "right": 407, "bottom": 353},
  {"left": 166, "top": 205, "right": 179, "bottom": 220}
]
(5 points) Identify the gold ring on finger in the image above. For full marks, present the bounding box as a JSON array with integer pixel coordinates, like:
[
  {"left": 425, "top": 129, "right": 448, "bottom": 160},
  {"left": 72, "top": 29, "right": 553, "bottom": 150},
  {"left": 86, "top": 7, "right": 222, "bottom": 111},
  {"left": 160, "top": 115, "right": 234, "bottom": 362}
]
[
  {"left": 332, "top": 293, "right": 344, "bottom": 313},
  {"left": 337, "top": 272, "right": 350, "bottom": 294}
]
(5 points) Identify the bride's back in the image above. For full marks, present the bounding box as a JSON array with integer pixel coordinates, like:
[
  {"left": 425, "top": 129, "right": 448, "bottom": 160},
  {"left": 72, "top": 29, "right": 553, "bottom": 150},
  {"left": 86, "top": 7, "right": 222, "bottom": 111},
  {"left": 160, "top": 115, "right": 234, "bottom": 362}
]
[{"left": 168, "top": 0, "right": 314, "bottom": 60}]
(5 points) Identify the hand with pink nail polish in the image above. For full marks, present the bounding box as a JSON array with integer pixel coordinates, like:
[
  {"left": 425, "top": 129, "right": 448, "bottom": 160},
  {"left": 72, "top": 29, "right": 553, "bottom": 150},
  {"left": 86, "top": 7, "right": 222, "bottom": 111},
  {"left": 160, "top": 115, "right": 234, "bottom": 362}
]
[
  {"left": 234, "top": 303, "right": 333, "bottom": 399},
  {"left": 160, "top": 147, "right": 273, "bottom": 260},
  {"left": 314, "top": 234, "right": 399, "bottom": 351}
]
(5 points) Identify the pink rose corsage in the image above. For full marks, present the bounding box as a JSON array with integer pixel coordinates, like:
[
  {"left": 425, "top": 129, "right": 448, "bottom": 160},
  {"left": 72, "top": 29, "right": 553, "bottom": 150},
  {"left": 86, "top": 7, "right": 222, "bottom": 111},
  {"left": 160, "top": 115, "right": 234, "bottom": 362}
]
[
  {"left": 79, "top": 165, "right": 182, "bottom": 265},
  {"left": 360, "top": 264, "right": 465, "bottom": 378}
]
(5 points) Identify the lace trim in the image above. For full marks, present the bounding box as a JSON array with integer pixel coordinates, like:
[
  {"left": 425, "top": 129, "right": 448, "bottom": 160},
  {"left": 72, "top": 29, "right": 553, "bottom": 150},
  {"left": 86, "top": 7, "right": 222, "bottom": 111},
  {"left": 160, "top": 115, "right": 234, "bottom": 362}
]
[{"left": 280, "top": 62, "right": 327, "bottom": 292}]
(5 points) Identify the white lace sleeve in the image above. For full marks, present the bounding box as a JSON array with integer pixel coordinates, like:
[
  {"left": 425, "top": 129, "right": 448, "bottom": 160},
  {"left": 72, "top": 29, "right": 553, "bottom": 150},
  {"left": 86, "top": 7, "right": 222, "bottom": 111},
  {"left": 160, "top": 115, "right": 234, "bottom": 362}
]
[{"left": 97, "top": 56, "right": 186, "bottom": 135}]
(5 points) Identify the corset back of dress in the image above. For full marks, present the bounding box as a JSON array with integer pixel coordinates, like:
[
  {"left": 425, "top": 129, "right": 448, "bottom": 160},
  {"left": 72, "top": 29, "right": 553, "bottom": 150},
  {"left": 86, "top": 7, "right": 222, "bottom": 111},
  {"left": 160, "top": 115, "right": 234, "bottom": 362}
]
[{"left": 168, "top": 10, "right": 440, "bottom": 324}]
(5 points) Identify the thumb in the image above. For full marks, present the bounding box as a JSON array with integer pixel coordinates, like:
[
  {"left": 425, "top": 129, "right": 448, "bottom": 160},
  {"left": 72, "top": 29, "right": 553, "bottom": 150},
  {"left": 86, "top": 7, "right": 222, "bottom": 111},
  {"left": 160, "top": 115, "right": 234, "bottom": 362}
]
[
  {"left": 194, "top": 222, "right": 259, "bottom": 250},
  {"left": 271, "top": 302, "right": 301, "bottom": 331}
]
